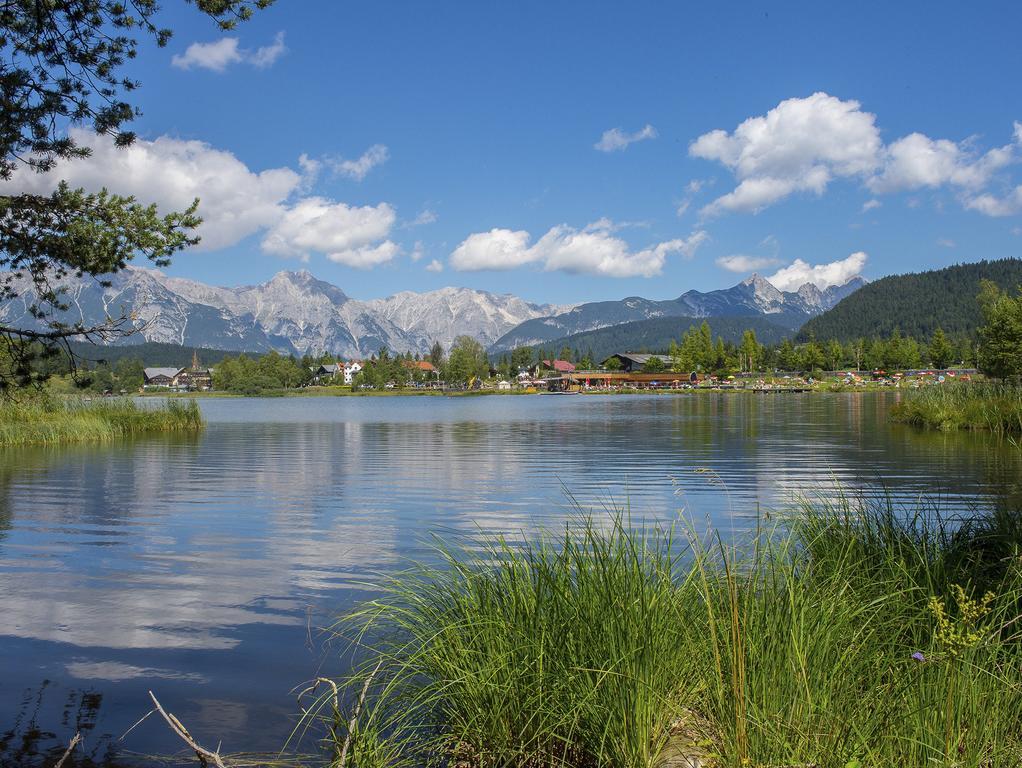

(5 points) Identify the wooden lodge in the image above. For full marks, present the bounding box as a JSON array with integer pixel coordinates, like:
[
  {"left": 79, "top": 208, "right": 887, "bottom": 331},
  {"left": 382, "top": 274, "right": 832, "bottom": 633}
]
[{"left": 543, "top": 370, "right": 698, "bottom": 391}]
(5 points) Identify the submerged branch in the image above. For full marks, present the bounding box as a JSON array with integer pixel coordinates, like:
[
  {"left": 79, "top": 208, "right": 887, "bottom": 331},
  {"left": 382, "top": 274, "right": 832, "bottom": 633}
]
[{"left": 149, "top": 690, "right": 229, "bottom": 768}]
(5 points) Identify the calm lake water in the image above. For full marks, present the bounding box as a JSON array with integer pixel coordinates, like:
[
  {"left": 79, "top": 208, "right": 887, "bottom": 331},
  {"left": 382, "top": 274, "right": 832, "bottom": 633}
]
[{"left": 2, "top": 393, "right": 1020, "bottom": 765}]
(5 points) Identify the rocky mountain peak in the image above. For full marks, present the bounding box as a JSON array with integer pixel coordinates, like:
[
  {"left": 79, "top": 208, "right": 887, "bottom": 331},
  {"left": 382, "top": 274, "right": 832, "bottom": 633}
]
[{"left": 740, "top": 273, "right": 784, "bottom": 303}]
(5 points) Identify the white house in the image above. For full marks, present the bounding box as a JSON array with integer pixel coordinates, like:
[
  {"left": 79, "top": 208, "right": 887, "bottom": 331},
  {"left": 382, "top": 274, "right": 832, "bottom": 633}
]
[{"left": 343, "top": 361, "right": 363, "bottom": 384}]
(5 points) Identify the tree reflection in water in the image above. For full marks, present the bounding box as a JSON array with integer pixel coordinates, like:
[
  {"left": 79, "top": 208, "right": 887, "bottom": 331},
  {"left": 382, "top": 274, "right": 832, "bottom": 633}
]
[{"left": 0, "top": 681, "right": 126, "bottom": 768}]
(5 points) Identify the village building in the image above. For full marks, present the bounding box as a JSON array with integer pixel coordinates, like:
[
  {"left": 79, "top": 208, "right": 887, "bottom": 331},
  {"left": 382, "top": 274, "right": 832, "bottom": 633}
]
[
  {"left": 142, "top": 353, "right": 212, "bottom": 391},
  {"left": 311, "top": 362, "right": 343, "bottom": 384},
  {"left": 402, "top": 359, "right": 437, "bottom": 385},
  {"left": 600, "top": 353, "right": 672, "bottom": 372},
  {"left": 142, "top": 367, "right": 183, "bottom": 389},
  {"left": 527, "top": 359, "right": 575, "bottom": 377},
  {"left": 542, "top": 359, "right": 576, "bottom": 373},
  {"left": 343, "top": 361, "right": 363, "bottom": 384},
  {"left": 402, "top": 360, "right": 436, "bottom": 374}
]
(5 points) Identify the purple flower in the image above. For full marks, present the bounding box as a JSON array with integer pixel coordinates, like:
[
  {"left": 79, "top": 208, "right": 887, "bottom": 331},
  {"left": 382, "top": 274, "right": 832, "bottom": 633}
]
[{"left": 911, "top": 652, "right": 926, "bottom": 662}]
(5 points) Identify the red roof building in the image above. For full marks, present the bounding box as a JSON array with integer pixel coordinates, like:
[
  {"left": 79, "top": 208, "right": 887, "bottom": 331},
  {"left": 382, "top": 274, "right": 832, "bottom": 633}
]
[
  {"left": 403, "top": 360, "right": 436, "bottom": 372},
  {"left": 542, "top": 359, "right": 576, "bottom": 373}
]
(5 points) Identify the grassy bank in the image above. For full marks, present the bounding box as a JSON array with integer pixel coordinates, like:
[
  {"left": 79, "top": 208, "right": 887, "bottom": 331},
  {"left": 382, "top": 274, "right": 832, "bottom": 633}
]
[
  {"left": 315, "top": 500, "right": 1022, "bottom": 767},
  {"left": 891, "top": 382, "right": 1022, "bottom": 433},
  {"left": 0, "top": 397, "right": 204, "bottom": 446}
]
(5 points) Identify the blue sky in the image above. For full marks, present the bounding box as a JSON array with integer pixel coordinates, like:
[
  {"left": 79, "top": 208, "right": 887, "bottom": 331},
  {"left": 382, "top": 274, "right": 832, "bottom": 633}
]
[{"left": 7, "top": 1, "right": 1022, "bottom": 303}]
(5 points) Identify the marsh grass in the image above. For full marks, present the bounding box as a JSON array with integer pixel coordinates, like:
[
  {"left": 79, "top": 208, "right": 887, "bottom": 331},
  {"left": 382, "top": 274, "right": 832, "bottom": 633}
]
[
  {"left": 313, "top": 498, "right": 1022, "bottom": 767},
  {"left": 891, "top": 382, "right": 1022, "bottom": 433},
  {"left": 0, "top": 396, "right": 203, "bottom": 446}
]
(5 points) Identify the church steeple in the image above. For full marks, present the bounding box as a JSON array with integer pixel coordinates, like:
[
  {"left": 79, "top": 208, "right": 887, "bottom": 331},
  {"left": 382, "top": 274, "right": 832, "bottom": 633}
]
[{"left": 192, "top": 351, "right": 200, "bottom": 371}]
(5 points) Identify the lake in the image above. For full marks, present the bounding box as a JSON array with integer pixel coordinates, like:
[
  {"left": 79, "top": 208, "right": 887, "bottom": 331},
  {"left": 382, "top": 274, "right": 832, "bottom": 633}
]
[{"left": 1, "top": 393, "right": 1019, "bottom": 765}]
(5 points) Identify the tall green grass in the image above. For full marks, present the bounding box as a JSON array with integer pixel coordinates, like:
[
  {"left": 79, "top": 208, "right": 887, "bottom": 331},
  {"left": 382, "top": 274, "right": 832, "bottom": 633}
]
[
  {"left": 0, "top": 396, "right": 204, "bottom": 446},
  {"left": 313, "top": 499, "right": 1022, "bottom": 767},
  {"left": 891, "top": 382, "right": 1022, "bottom": 433}
]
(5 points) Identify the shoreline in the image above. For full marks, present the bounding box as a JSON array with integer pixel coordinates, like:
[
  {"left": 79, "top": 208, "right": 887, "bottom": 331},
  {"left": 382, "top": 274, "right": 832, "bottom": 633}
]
[{"left": 141, "top": 383, "right": 911, "bottom": 399}]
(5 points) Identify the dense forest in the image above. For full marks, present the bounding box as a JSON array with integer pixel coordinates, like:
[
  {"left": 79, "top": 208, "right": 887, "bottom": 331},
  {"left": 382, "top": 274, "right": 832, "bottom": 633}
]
[
  {"left": 506, "top": 315, "right": 793, "bottom": 365},
  {"left": 66, "top": 341, "right": 243, "bottom": 368},
  {"left": 797, "top": 258, "right": 1022, "bottom": 342},
  {"left": 505, "top": 322, "right": 974, "bottom": 377}
]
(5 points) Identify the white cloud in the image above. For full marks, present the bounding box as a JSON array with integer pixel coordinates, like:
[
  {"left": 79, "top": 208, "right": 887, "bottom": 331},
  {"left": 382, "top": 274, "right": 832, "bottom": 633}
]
[
  {"left": 0, "top": 128, "right": 300, "bottom": 250},
  {"left": 676, "top": 179, "right": 710, "bottom": 217},
  {"left": 868, "top": 132, "right": 1013, "bottom": 194},
  {"left": 595, "top": 124, "right": 658, "bottom": 152},
  {"left": 1012, "top": 226, "right": 1022, "bottom": 236},
  {"left": 425, "top": 259, "right": 444, "bottom": 273},
  {"left": 716, "top": 255, "right": 782, "bottom": 273},
  {"left": 262, "top": 198, "right": 398, "bottom": 268},
  {"left": 409, "top": 241, "right": 426, "bottom": 261},
  {"left": 172, "top": 38, "right": 242, "bottom": 72},
  {"left": 249, "top": 32, "right": 287, "bottom": 68},
  {"left": 862, "top": 199, "right": 882, "bottom": 212},
  {"left": 965, "top": 187, "right": 1022, "bottom": 217},
  {"left": 0, "top": 129, "right": 405, "bottom": 268},
  {"left": 936, "top": 238, "right": 956, "bottom": 248},
  {"left": 298, "top": 153, "right": 322, "bottom": 179},
  {"left": 406, "top": 209, "right": 438, "bottom": 227},
  {"left": 332, "top": 144, "right": 389, "bottom": 181},
  {"left": 766, "top": 252, "right": 867, "bottom": 291},
  {"left": 691, "top": 93, "right": 881, "bottom": 215},
  {"left": 449, "top": 228, "right": 537, "bottom": 271},
  {"left": 172, "top": 32, "right": 286, "bottom": 72},
  {"left": 449, "top": 222, "right": 708, "bottom": 277},
  {"left": 691, "top": 92, "right": 1020, "bottom": 217}
]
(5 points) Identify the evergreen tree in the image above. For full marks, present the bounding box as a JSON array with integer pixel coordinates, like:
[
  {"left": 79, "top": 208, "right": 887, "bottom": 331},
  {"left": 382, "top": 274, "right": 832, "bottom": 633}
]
[
  {"left": 429, "top": 340, "right": 445, "bottom": 368},
  {"left": 927, "top": 328, "right": 954, "bottom": 369},
  {"left": 977, "top": 281, "right": 1022, "bottom": 380},
  {"left": 510, "top": 346, "right": 533, "bottom": 371},
  {"left": 739, "top": 329, "right": 762, "bottom": 372},
  {"left": 777, "top": 339, "right": 797, "bottom": 371}
]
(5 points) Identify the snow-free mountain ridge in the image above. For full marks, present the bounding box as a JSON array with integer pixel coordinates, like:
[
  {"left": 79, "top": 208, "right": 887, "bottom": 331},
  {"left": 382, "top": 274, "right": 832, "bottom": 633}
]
[{"left": 0, "top": 268, "right": 865, "bottom": 358}]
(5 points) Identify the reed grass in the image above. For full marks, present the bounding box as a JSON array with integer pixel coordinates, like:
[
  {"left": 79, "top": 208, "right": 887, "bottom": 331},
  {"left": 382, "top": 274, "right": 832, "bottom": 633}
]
[
  {"left": 314, "top": 498, "right": 1022, "bottom": 767},
  {"left": 891, "top": 382, "right": 1022, "bottom": 433},
  {"left": 0, "top": 396, "right": 204, "bottom": 446}
]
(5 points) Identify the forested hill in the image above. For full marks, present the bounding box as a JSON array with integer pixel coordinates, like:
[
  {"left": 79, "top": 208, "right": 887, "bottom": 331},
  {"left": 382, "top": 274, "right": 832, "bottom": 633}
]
[
  {"left": 796, "top": 258, "right": 1022, "bottom": 342},
  {"left": 510, "top": 315, "right": 792, "bottom": 364},
  {"left": 67, "top": 341, "right": 249, "bottom": 368}
]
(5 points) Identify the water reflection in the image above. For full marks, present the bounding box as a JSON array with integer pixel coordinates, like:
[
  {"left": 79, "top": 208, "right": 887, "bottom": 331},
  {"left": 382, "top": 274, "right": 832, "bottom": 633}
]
[
  {"left": 0, "top": 683, "right": 121, "bottom": 768},
  {"left": 0, "top": 393, "right": 1019, "bottom": 760}
]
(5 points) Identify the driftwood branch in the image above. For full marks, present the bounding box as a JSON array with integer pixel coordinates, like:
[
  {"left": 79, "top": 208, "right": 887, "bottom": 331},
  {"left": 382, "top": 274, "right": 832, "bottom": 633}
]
[
  {"left": 337, "top": 661, "right": 383, "bottom": 768},
  {"left": 53, "top": 732, "right": 81, "bottom": 768},
  {"left": 149, "top": 690, "right": 228, "bottom": 768}
]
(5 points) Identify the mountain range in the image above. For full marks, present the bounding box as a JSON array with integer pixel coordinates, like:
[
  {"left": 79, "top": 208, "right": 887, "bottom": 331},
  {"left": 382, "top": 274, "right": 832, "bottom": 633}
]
[
  {"left": 0, "top": 267, "right": 865, "bottom": 358},
  {"left": 488, "top": 275, "right": 865, "bottom": 352}
]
